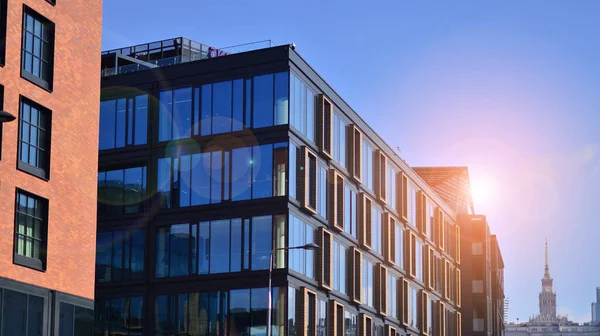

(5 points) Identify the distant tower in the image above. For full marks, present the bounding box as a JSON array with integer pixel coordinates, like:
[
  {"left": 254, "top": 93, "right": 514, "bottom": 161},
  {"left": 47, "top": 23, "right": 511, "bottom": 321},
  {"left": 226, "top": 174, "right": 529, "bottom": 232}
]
[
  {"left": 592, "top": 287, "right": 600, "bottom": 325},
  {"left": 539, "top": 238, "right": 557, "bottom": 320}
]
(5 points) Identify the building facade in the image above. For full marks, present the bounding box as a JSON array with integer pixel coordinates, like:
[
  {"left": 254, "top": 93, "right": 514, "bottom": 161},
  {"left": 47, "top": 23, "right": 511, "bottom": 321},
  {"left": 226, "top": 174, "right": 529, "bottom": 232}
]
[
  {"left": 0, "top": 0, "right": 102, "bottom": 335},
  {"left": 491, "top": 235, "right": 505, "bottom": 336},
  {"left": 95, "top": 37, "right": 463, "bottom": 336}
]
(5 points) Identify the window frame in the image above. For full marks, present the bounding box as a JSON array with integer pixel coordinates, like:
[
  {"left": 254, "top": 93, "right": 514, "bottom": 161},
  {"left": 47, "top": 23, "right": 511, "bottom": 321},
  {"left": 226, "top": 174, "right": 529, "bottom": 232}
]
[
  {"left": 17, "top": 96, "right": 52, "bottom": 180},
  {"left": 20, "top": 5, "right": 55, "bottom": 91},
  {"left": 0, "top": 0, "right": 7, "bottom": 65},
  {"left": 13, "top": 188, "right": 48, "bottom": 271}
]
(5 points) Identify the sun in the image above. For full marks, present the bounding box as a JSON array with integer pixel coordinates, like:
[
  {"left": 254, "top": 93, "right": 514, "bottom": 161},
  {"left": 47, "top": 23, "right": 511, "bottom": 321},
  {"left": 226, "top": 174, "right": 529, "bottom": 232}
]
[{"left": 470, "top": 174, "right": 495, "bottom": 207}]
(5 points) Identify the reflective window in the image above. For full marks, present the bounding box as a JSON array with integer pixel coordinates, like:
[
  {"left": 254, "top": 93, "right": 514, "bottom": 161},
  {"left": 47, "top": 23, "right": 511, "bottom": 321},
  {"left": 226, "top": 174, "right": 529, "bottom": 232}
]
[
  {"left": 317, "top": 164, "right": 327, "bottom": 219},
  {"left": 288, "top": 286, "right": 297, "bottom": 336},
  {"left": 408, "top": 183, "right": 417, "bottom": 226},
  {"left": 100, "top": 95, "right": 148, "bottom": 150},
  {"left": 317, "top": 299, "right": 327, "bottom": 336},
  {"left": 416, "top": 239, "right": 423, "bottom": 282},
  {"left": 428, "top": 298, "right": 434, "bottom": 335},
  {"left": 289, "top": 145, "right": 297, "bottom": 198},
  {"left": 387, "top": 163, "right": 398, "bottom": 211},
  {"left": 362, "top": 140, "right": 374, "bottom": 191},
  {"left": 343, "top": 184, "right": 357, "bottom": 239},
  {"left": 388, "top": 274, "right": 398, "bottom": 319},
  {"left": 409, "top": 286, "right": 418, "bottom": 329},
  {"left": 290, "top": 72, "right": 315, "bottom": 142},
  {"left": 18, "top": 98, "right": 51, "bottom": 178},
  {"left": 371, "top": 206, "right": 382, "bottom": 255},
  {"left": 332, "top": 113, "right": 346, "bottom": 169},
  {"left": 344, "top": 310, "right": 357, "bottom": 336},
  {"left": 95, "top": 296, "right": 143, "bottom": 336},
  {"left": 395, "top": 223, "right": 404, "bottom": 270},
  {"left": 14, "top": 189, "right": 47, "bottom": 270},
  {"left": 289, "top": 214, "right": 315, "bottom": 279},
  {"left": 427, "top": 202, "right": 435, "bottom": 241},
  {"left": 231, "top": 143, "right": 287, "bottom": 202},
  {"left": 58, "top": 302, "right": 94, "bottom": 336},
  {"left": 332, "top": 239, "right": 346, "bottom": 294},
  {"left": 96, "top": 229, "right": 144, "bottom": 283},
  {"left": 21, "top": 9, "right": 54, "bottom": 89},
  {"left": 98, "top": 166, "right": 147, "bottom": 216},
  {"left": 362, "top": 258, "right": 374, "bottom": 307}
]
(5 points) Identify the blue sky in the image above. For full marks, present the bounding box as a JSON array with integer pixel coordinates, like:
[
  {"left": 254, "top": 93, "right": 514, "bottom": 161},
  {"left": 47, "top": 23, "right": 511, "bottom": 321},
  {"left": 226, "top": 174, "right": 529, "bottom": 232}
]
[{"left": 102, "top": 0, "right": 600, "bottom": 323}]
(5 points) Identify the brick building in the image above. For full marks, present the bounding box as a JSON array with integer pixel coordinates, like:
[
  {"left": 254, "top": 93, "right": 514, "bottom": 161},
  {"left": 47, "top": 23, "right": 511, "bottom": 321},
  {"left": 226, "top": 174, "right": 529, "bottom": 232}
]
[{"left": 0, "top": 0, "right": 102, "bottom": 334}]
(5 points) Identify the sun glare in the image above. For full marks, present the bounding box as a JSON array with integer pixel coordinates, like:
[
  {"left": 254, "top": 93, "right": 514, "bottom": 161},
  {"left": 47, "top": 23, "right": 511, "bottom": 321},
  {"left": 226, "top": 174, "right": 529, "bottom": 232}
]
[{"left": 471, "top": 174, "right": 496, "bottom": 208}]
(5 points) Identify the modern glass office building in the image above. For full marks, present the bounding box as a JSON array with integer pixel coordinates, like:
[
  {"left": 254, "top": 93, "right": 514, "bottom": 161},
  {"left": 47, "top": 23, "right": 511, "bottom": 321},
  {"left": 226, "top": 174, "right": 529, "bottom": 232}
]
[{"left": 96, "top": 37, "right": 462, "bottom": 336}]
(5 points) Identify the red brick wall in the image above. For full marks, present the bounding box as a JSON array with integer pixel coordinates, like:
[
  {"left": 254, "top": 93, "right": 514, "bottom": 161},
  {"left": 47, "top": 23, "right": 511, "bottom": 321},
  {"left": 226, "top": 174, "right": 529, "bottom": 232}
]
[{"left": 0, "top": 0, "right": 102, "bottom": 300}]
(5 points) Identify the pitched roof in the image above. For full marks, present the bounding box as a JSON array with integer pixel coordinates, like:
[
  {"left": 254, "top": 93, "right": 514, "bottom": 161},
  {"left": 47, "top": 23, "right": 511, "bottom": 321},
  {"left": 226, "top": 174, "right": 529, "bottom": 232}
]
[{"left": 413, "top": 166, "right": 474, "bottom": 215}]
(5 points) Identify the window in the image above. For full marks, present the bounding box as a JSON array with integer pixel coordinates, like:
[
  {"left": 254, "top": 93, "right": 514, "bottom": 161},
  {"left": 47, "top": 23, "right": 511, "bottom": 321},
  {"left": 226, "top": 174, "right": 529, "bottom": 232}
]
[
  {"left": 344, "top": 310, "right": 357, "bottom": 336},
  {"left": 408, "top": 184, "right": 417, "bottom": 226},
  {"left": 232, "top": 143, "right": 286, "bottom": 201},
  {"left": 290, "top": 72, "right": 315, "bottom": 142},
  {"left": 473, "top": 318, "right": 485, "bottom": 332},
  {"left": 388, "top": 274, "right": 398, "bottom": 319},
  {"left": 371, "top": 206, "right": 382, "bottom": 255},
  {"left": 362, "top": 140, "right": 374, "bottom": 191},
  {"left": 18, "top": 97, "right": 51, "bottom": 179},
  {"left": 415, "top": 240, "right": 423, "bottom": 282},
  {"left": 317, "top": 94, "right": 333, "bottom": 158},
  {"left": 289, "top": 214, "right": 315, "bottom": 278},
  {"left": 155, "top": 215, "right": 280, "bottom": 278},
  {"left": 228, "top": 288, "right": 284, "bottom": 336},
  {"left": 343, "top": 184, "right": 358, "bottom": 238},
  {"left": 427, "top": 203, "right": 435, "bottom": 241},
  {"left": 21, "top": 7, "right": 54, "bottom": 90},
  {"left": 472, "top": 242, "right": 483, "bottom": 255},
  {"left": 0, "top": 84, "right": 4, "bottom": 160},
  {"left": 472, "top": 280, "right": 484, "bottom": 293},
  {"left": 0, "top": 289, "right": 45, "bottom": 335},
  {"left": 387, "top": 163, "right": 398, "bottom": 211},
  {"left": 362, "top": 258, "right": 374, "bottom": 307},
  {"left": 289, "top": 144, "right": 297, "bottom": 198},
  {"left": 333, "top": 239, "right": 346, "bottom": 294},
  {"left": 428, "top": 298, "right": 434, "bottom": 336},
  {"left": 98, "top": 166, "right": 147, "bottom": 216},
  {"left": 317, "top": 299, "right": 327, "bottom": 336},
  {"left": 331, "top": 302, "right": 344, "bottom": 336},
  {"left": 317, "top": 164, "right": 327, "bottom": 218},
  {"left": 96, "top": 229, "right": 144, "bottom": 283},
  {"left": 395, "top": 223, "right": 403, "bottom": 270},
  {"left": 348, "top": 125, "right": 362, "bottom": 181},
  {"left": 409, "top": 287, "right": 418, "bottom": 329},
  {"left": 0, "top": 0, "right": 7, "bottom": 65},
  {"left": 99, "top": 95, "right": 148, "bottom": 150},
  {"left": 95, "top": 296, "right": 143, "bottom": 336},
  {"left": 333, "top": 113, "right": 346, "bottom": 168},
  {"left": 58, "top": 302, "right": 94, "bottom": 336},
  {"left": 14, "top": 189, "right": 47, "bottom": 270}
]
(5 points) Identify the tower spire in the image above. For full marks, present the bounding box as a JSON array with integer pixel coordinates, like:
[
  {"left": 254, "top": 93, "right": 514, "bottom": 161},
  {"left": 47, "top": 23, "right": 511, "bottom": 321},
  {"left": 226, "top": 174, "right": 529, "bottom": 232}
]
[{"left": 544, "top": 237, "right": 550, "bottom": 277}]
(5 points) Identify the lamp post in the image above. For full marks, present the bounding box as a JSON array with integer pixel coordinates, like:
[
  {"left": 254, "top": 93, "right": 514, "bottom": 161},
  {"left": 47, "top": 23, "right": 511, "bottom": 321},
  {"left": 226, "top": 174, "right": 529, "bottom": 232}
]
[
  {"left": 0, "top": 110, "right": 16, "bottom": 123},
  {"left": 267, "top": 242, "right": 319, "bottom": 336}
]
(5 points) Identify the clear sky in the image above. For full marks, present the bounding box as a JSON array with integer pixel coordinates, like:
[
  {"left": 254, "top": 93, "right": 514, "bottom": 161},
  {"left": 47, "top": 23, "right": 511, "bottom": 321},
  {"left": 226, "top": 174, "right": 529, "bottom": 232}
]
[{"left": 102, "top": 0, "right": 600, "bottom": 323}]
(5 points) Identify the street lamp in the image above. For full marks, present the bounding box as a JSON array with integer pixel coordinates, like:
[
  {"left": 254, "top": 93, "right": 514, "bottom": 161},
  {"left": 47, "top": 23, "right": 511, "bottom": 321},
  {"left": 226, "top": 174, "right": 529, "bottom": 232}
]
[
  {"left": 267, "top": 242, "right": 319, "bottom": 336},
  {"left": 0, "top": 110, "right": 16, "bottom": 123}
]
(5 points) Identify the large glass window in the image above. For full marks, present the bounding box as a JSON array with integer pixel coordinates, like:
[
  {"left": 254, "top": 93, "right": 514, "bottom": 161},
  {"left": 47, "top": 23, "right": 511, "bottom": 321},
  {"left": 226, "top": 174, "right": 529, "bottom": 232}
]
[
  {"left": 362, "top": 258, "right": 374, "bottom": 308},
  {"left": 332, "top": 113, "right": 346, "bottom": 169},
  {"left": 1, "top": 289, "right": 44, "bottom": 336},
  {"left": 96, "top": 229, "right": 144, "bottom": 283},
  {"left": 427, "top": 202, "right": 435, "bottom": 241},
  {"left": 14, "top": 189, "right": 47, "bottom": 270},
  {"left": 409, "top": 287, "right": 418, "bottom": 329},
  {"left": 290, "top": 72, "right": 315, "bottom": 142},
  {"left": 344, "top": 310, "right": 357, "bottom": 336},
  {"left": 387, "top": 163, "right": 398, "bottom": 211},
  {"left": 416, "top": 240, "right": 423, "bottom": 282},
  {"left": 371, "top": 206, "right": 382, "bottom": 255},
  {"left": 343, "top": 184, "right": 357, "bottom": 239},
  {"left": 94, "top": 296, "right": 143, "bottom": 336},
  {"left": 362, "top": 140, "right": 374, "bottom": 191},
  {"left": 98, "top": 166, "right": 147, "bottom": 216},
  {"left": 99, "top": 95, "right": 148, "bottom": 150},
  {"left": 289, "top": 215, "right": 315, "bottom": 278},
  {"left": 317, "top": 164, "right": 327, "bottom": 219},
  {"left": 317, "top": 299, "right": 327, "bottom": 336},
  {"left": 231, "top": 143, "right": 287, "bottom": 202},
  {"left": 156, "top": 215, "right": 279, "bottom": 278},
  {"left": 58, "top": 302, "right": 94, "bottom": 336},
  {"left": 21, "top": 8, "right": 54, "bottom": 90},
  {"left": 289, "top": 144, "right": 297, "bottom": 198},
  {"left": 18, "top": 98, "right": 51, "bottom": 179},
  {"left": 388, "top": 274, "right": 397, "bottom": 319},
  {"left": 395, "top": 222, "right": 403, "bottom": 270},
  {"left": 408, "top": 184, "right": 417, "bottom": 226},
  {"left": 332, "top": 239, "right": 346, "bottom": 294}
]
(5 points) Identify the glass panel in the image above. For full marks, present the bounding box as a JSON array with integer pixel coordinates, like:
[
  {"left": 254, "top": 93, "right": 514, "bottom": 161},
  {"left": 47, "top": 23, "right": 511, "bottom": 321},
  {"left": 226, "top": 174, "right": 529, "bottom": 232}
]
[
  {"left": 131, "top": 229, "right": 144, "bottom": 279},
  {"left": 159, "top": 91, "right": 173, "bottom": 142},
  {"left": 230, "top": 289, "right": 250, "bottom": 335},
  {"left": 191, "top": 153, "right": 210, "bottom": 205},
  {"left": 250, "top": 288, "right": 268, "bottom": 335},
  {"left": 111, "top": 231, "right": 123, "bottom": 281},
  {"left": 213, "top": 81, "right": 233, "bottom": 134},
  {"left": 211, "top": 151, "right": 223, "bottom": 203},
  {"left": 129, "top": 297, "right": 144, "bottom": 335},
  {"left": 73, "top": 306, "right": 94, "bottom": 336},
  {"left": 252, "top": 145, "right": 273, "bottom": 199},
  {"left": 179, "top": 155, "right": 191, "bottom": 207},
  {"left": 59, "top": 303, "right": 74, "bottom": 336},
  {"left": 173, "top": 88, "right": 192, "bottom": 139},
  {"left": 156, "top": 227, "right": 169, "bottom": 278},
  {"left": 231, "top": 219, "right": 242, "bottom": 272},
  {"left": 157, "top": 158, "right": 172, "bottom": 208},
  {"left": 27, "top": 295, "right": 44, "bottom": 336},
  {"left": 289, "top": 145, "right": 297, "bottom": 198},
  {"left": 251, "top": 215, "right": 272, "bottom": 270},
  {"left": 99, "top": 100, "right": 116, "bottom": 150},
  {"left": 170, "top": 224, "right": 190, "bottom": 277},
  {"left": 124, "top": 167, "right": 145, "bottom": 214},
  {"left": 231, "top": 147, "right": 252, "bottom": 201},
  {"left": 317, "top": 164, "right": 327, "bottom": 218},
  {"left": 288, "top": 287, "right": 297, "bottom": 336},
  {"left": 198, "top": 222, "right": 210, "bottom": 274},
  {"left": 155, "top": 295, "right": 168, "bottom": 335},
  {"left": 253, "top": 74, "right": 274, "bottom": 128},
  {"left": 96, "top": 232, "right": 112, "bottom": 282},
  {"left": 232, "top": 79, "right": 244, "bottom": 131},
  {"left": 201, "top": 84, "right": 212, "bottom": 136},
  {"left": 274, "top": 72, "right": 289, "bottom": 125},
  {"left": 2, "top": 290, "right": 27, "bottom": 336},
  {"left": 210, "top": 219, "right": 230, "bottom": 273},
  {"left": 274, "top": 145, "right": 287, "bottom": 197},
  {"left": 114, "top": 98, "right": 127, "bottom": 148},
  {"left": 134, "top": 95, "right": 148, "bottom": 145}
]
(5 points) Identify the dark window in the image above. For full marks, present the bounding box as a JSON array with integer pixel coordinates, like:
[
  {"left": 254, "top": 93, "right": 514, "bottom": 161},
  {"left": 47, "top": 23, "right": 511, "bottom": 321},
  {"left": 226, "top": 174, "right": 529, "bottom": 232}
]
[
  {"left": 0, "top": 289, "right": 45, "bottom": 336},
  {"left": 97, "top": 166, "right": 147, "bottom": 216},
  {"left": 317, "top": 299, "right": 327, "bottom": 336},
  {"left": 14, "top": 189, "right": 48, "bottom": 271},
  {"left": 21, "top": 7, "right": 54, "bottom": 90},
  {"left": 99, "top": 95, "right": 148, "bottom": 150},
  {"left": 96, "top": 229, "right": 144, "bottom": 283},
  {"left": 0, "top": 0, "right": 7, "bottom": 65},
  {"left": 94, "top": 296, "right": 143, "bottom": 336},
  {"left": 58, "top": 302, "right": 94, "bottom": 336},
  {"left": 18, "top": 97, "right": 51, "bottom": 179},
  {"left": 155, "top": 215, "right": 278, "bottom": 279}
]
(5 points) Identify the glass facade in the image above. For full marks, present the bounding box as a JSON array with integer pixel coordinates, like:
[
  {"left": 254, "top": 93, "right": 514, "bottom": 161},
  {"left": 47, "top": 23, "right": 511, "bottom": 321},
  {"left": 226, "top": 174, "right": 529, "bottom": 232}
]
[
  {"left": 332, "top": 239, "right": 346, "bottom": 294},
  {"left": 96, "top": 229, "right": 144, "bottom": 283},
  {"left": 388, "top": 274, "right": 398, "bottom": 319},
  {"left": 408, "top": 183, "right": 417, "bottom": 227},
  {"left": 344, "top": 310, "right": 357, "bottom": 336},
  {"left": 416, "top": 239, "right": 423, "bottom": 282},
  {"left": 332, "top": 113, "right": 346, "bottom": 169},
  {"left": 289, "top": 214, "right": 315, "bottom": 278},
  {"left": 0, "top": 289, "right": 44, "bottom": 336},
  {"left": 290, "top": 72, "right": 315, "bottom": 142},
  {"left": 409, "top": 287, "right": 418, "bottom": 329},
  {"left": 95, "top": 296, "right": 143, "bottom": 336},
  {"left": 317, "top": 164, "right": 327, "bottom": 219},
  {"left": 58, "top": 302, "right": 94, "bottom": 336},
  {"left": 362, "top": 258, "right": 374, "bottom": 307},
  {"left": 387, "top": 163, "right": 397, "bottom": 211},
  {"left": 362, "top": 140, "right": 374, "bottom": 191},
  {"left": 395, "top": 222, "right": 403, "bottom": 270},
  {"left": 317, "top": 299, "right": 327, "bottom": 336},
  {"left": 99, "top": 95, "right": 148, "bottom": 150},
  {"left": 343, "top": 184, "right": 358, "bottom": 239},
  {"left": 371, "top": 206, "right": 382, "bottom": 255},
  {"left": 98, "top": 166, "right": 147, "bottom": 216}
]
